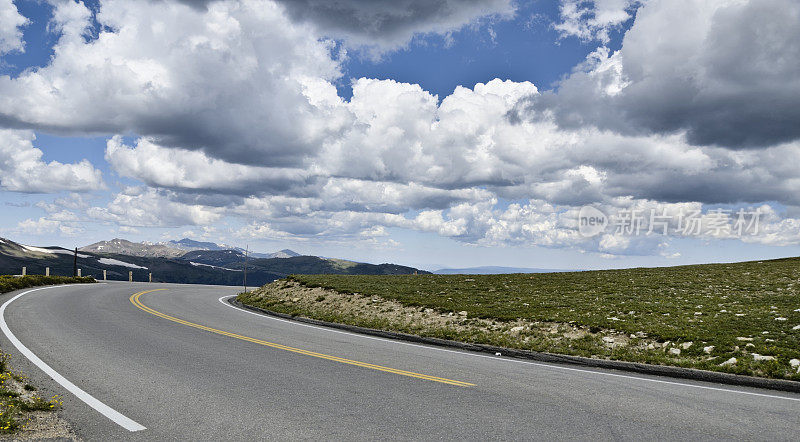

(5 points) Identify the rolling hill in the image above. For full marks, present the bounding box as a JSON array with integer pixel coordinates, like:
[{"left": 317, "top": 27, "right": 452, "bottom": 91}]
[
  {"left": 1, "top": 237, "right": 426, "bottom": 285},
  {"left": 81, "top": 238, "right": 300, "bottom": 259}
]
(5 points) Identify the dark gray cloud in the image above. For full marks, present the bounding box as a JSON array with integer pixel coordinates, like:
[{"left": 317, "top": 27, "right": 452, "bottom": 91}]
[
  {"left": 276, "top": 0, "right": 513, "bottom": 49},
  {"left": 523, "top": 0, "right": 800, "bottom": 149}
]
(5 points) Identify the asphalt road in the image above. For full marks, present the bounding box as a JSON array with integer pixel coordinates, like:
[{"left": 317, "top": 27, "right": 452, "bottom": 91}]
[{"left": 1, "top": 282, "right": 798, "bottom": 440}]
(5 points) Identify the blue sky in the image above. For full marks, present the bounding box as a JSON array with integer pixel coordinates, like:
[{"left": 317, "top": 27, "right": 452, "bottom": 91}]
[{"left": 2, "top": 0, "right": 800, "bottom": 271}]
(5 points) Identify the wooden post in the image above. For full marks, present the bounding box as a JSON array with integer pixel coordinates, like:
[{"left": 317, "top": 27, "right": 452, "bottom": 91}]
[
  {"left": 243, "top": 245, "right": 249, "bottom": 293},
  {"left": 103, "top": 270, "right": 107, "bottom": 281},
  {"left": 21, "top": 267, "right": 26, "bottom": 276},
  {"left": 149, "top": 273, "right": 152, "bottom": 283},
  {"left": 45, "top": 267, "right": 50, "bottom": 277},
  {"left": 129, "top": 271, "right": 133, "bottom": 282}
]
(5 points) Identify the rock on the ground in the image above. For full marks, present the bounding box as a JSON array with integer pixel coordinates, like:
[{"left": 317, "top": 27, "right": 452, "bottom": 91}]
[
  {"left": 669, "top": 348, "right": 681, "bottom": 356},
  {"left": 719, "top": 357, "right": 737, "bottom": 367},
  {"left": 752, "top": 354, "right": 775, "bottom": 361},
  {"left": 703, "top": 345, "right": 715, "bottom": 354}
]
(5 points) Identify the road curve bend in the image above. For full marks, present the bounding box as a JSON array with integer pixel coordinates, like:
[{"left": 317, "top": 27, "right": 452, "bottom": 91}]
[{"left": 1, "top": 282, "right": 798, "bottom": 440}]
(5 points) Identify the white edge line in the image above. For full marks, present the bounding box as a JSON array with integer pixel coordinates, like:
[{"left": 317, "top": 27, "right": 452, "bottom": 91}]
[
  {"left": 1, "top": 285, "right": 146, "bottom": 432},
  {"left": 219, "top": 295, "right": 800, "bottom": 403}
]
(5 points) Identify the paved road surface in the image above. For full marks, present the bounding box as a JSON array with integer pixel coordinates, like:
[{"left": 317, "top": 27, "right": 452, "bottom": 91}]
[{"left": 1, "top": 282, "right": 798, "bottom": 440}]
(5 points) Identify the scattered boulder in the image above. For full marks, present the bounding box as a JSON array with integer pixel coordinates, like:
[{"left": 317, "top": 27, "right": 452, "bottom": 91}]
[
  {"left": 752, "top": 354, "right": 775, "bottom": 361},
  {"left": 736, "top": 337, "right": 753, "bottom": 341},
  {"left": 703, "top": 345, "right": 715, "bottom": 354},
  {"left": 681, "top": 341, "right": 693, "bottom": 350},
  {"left": 719, "top": 357, "right": 737, "bottom": 367},
  {"left": 669, "top": 348, "right": 681, "bottom": 356}
]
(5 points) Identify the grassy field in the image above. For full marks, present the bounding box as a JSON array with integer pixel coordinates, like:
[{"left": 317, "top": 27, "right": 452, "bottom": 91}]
[
  {"left": 239, "top": 257, "right": 800, "bottom": 380},
  {"left": 0, "top": 275, "right": 95, "bottom": 295}
]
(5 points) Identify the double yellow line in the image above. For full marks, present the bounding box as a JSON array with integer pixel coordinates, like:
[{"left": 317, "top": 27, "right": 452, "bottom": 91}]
[{"left": 130, "top": 290, "right": 474, "bottom": 387}]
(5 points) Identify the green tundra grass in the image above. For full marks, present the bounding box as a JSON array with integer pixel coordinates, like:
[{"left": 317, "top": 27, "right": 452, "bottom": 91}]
[
  {"left": 0, "top": 275, "right": 95, "bottom": 295},
  {"left": 240, "top": 257, "right": 800, "bottom": 380}
]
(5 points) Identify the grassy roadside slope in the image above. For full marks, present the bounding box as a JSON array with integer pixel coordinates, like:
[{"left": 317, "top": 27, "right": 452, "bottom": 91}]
[
  {"left": 239, "top": 257, "right": 800, "bottom": 380},
  {"left": 0, "top": 275, "right": 95, "bottom": 295},
  {"left": 0, "top": 275, "right": 91, "bottom": 436}
]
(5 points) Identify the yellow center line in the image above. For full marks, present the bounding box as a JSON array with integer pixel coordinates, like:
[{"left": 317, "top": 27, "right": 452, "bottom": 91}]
[{"left": 129, "top": 290, "right": 474, "bottom": 387}]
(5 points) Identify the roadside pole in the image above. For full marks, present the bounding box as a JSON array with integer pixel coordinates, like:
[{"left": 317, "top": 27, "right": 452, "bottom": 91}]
[
  {"left": 21, "top": 267, "right": 26, "bottom": 276},
  {"left": 73, "top": 248, "right": 77, "bottom": 277},
  {"left": 149, "top": 273, "right": 152, "bottom": 283},
  {"left": 45, "top": 267, "right": 49, "bottom": 277},
  {"left": 129, "top": 271, "right": 132, "bottom": 282},
  {"left": 77, "top": 269, "right": 81, "bottom": 277},
  {"left": 243, "top": 245, "right": 249, "bottom": 293},
  {"left": 103, "top": 270, "right": 107, "bottom": 281}
]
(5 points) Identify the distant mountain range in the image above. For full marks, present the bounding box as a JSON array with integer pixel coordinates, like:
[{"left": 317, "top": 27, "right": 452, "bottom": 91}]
[
  {"left": 433, "top": 266, "right": 569, "bottom": 274},
  {"left": 1, "top": 237, "right": 426, "bottom": 286},
  {"left": 80, "top": 238, "right": 300, "bottom": 259}
]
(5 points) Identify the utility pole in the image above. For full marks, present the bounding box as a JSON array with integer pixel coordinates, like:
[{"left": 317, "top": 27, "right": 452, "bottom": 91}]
[
  {"left": 73, "top": 247, "right": 78, "bottom": 277},
  {"left": 243, "top": 245, "right": 249, "bottom": 293}
]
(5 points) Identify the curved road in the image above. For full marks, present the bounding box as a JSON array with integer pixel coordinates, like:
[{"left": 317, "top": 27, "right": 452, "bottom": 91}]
[{"left": 1, "top": 282, "right": 798, "bottom": 440}]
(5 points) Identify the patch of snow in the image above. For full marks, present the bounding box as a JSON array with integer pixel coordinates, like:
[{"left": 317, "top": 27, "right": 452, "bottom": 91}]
[
  {"left": 719, "top": 357, "right": 737, "bottom": 367},
  {"left": 50, "top": 248, "right": 89, "bottom": 258},
  {"left": 792, "top": 325, "right": 800, "bottom": 330},
  {"left": 775, "top": 317, "right": 787, "bottom": 321},
  {"left": 703, "top": 346, "right": 715, "bottom": 354},
  {"left": 189, "top": 262, "right": 241, "bottom": 272},
  {"left": 21, "top": 245, "right": 90, "bottom": 258},
  {"left": 21, "top": 244, "right": 55, "bottom": 254},
  {"left": 97, "top": 258, "right": 147, "bottom": 269},
  {"left": 752, "top": 354, "right": 775, "bottom": 361},
  {"left": 790, "top": 359, "right": 800, "bottom": 368}
]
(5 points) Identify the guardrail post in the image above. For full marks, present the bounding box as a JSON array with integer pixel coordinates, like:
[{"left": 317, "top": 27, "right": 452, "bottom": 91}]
[
  {"left": 45, "top": 267, "right": 50, "bottom": 277},
  {"left": 129, "top": 271, "right": 133, "bottom": 282},
  {"left": 21, "top": 267, "right": 26, "bottom": 276},
  {"left": 103, "top": 270, "right": 107, "bottom": 281}
]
